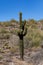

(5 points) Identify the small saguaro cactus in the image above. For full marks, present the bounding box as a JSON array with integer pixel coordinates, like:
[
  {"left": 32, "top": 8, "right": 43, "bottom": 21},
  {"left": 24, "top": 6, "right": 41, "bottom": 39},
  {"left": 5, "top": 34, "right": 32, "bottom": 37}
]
[{"left": 18, "top": 12, "right": 27, "bottom": 60}]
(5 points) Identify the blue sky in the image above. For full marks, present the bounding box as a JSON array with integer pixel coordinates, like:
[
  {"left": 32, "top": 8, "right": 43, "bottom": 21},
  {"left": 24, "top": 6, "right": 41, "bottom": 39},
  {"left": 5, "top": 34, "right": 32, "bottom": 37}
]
[{"left": 0, "top": 0, "right": 43, "bottom": 21}]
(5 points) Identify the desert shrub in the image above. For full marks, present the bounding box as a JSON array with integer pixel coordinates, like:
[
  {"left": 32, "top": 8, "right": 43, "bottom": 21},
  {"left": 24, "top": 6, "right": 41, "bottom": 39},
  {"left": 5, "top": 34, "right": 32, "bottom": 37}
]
[
  {"left": 39, "top": 31, "right": 43, "bottom": 40},
  {"left": 5, "top": 34, "right": 10, "bottom": 39},
  {"left": 10, "top": 30, "right": 15, "bottom": 33},
  {"left": 0, "top": 48, "right": 4, "bottom": 53},
  {"left": 1, "top": 28, "right": 8, "bottom": 33},
  {"left": 0, "top": 33, "right": 10, "bottom": 39},
  {"left": 10, "top": 47, "right": 16, "bottom": 53},
  {"left": 2, "top": 34, "right": 10, "bottom": 39},
  {"left": 2, "top": 22, "right": 10, "bottom": 27},
  {"left": 31, "top": 37, "right": 41, "bottom": 47},
  {"left": 0, "top": 55, "right": 3, "bottom": 60},
  {"left": 3, "top": 43, "right": 11, "bottom": 49},
  {"left": 10, "top": 19, "right": 16, "bottom": 23},
  {"left": 31, "top": 24, "right": 38, "bottom": 29},
  {"left": 10, "top": 29, "right": 18, "bottom": 35},
  {"left": 10, "top": 46, "right": 19, "bottom": 53},
  {"left": 26, "top": 29, "right": 42, "bottom": 47}
]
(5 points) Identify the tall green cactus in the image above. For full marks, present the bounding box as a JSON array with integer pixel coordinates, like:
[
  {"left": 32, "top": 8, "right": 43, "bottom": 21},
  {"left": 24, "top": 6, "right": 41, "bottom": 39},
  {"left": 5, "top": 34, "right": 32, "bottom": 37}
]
[{"left": 18, "top": 12, "right": 27, "bottom": 60}]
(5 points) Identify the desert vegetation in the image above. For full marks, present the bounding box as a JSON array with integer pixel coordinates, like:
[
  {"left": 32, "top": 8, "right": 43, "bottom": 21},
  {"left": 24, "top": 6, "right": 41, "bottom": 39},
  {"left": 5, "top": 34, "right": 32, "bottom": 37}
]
[{"left": 0, "top": 14, "right": 43, "bottom": 65}]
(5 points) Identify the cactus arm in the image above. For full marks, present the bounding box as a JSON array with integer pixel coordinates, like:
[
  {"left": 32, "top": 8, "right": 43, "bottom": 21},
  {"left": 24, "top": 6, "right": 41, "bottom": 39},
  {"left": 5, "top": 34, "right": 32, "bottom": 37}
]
[{"left": 23, "top": 28, "right": 27, "bottom": 36}]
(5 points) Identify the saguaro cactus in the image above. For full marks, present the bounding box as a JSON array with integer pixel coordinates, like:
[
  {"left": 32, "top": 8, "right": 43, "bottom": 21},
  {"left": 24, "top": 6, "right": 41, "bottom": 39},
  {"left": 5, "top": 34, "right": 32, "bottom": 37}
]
[{"left": 18, "top": 12, "right": 27, "bottom": 60}]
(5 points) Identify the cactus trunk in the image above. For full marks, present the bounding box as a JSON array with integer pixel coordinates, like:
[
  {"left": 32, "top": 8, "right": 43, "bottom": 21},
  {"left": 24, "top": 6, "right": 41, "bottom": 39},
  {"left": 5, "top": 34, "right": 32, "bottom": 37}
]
[
  {"left": 19, "top": 12, "right": 22, "bottom": 27},
  {"left": 19, "top": 39, "right": 24, "bottom": 60}
]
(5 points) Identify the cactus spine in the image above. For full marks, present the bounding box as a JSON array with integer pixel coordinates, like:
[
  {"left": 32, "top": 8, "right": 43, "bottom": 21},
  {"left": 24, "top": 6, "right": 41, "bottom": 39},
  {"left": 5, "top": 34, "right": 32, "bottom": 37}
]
[{"left": 18, "top": 12, "right": 27, "bottom": 60}]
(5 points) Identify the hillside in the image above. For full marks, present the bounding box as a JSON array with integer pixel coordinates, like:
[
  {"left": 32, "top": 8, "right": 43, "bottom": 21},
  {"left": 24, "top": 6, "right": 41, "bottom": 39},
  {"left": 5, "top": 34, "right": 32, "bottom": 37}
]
[{"left": 0, "top": 19, "right": 43, "bottom": 65}]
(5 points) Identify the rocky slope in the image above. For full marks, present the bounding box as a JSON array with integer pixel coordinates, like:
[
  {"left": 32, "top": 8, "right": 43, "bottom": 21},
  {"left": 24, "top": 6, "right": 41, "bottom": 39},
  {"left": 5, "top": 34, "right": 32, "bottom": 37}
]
[{"left": 0, "top": 20, "right": 43, "bottom": 65}]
